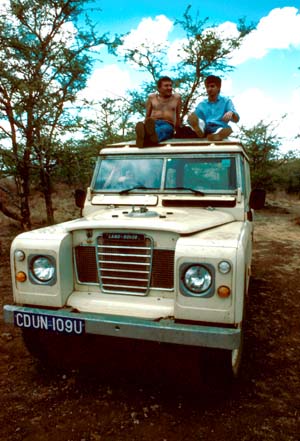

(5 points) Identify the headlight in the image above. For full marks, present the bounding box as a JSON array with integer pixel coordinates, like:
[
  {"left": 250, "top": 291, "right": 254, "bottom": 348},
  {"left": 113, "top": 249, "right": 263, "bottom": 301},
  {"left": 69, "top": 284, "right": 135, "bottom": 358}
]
[
  {"left": 183, "top": 265, "right": 212, "bottom": 294},
  {"left": 30, "top": 255, "right": 56, "bottom": 284}
]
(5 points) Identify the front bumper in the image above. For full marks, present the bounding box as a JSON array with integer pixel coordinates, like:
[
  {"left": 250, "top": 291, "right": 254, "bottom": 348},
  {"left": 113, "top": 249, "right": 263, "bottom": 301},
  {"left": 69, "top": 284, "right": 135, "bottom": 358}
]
[{"left": 3, "top": 304, "right": 240, "bottom": 350}]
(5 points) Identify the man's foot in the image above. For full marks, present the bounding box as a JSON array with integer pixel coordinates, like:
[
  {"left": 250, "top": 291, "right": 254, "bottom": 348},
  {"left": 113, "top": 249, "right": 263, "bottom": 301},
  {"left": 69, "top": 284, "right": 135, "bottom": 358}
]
[
  {"left": 207, "top": 127, "right": 232, "bottom": 141},
  {"left": 135, "top": 122, "right": 145, "bottom": 147},
  {"left": 187, "top": 113, "right": 205, "bottom": 138},
  {"left": 145, "top": 118, "right": 158, "bottom": 144}
]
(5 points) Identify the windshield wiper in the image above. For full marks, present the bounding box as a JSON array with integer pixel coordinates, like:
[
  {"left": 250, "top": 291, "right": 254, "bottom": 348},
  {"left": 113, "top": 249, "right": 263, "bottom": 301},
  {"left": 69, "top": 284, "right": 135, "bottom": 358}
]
[
  {"left": 171, "top": 186, "right": 205, "bottom": 196},
  {"left": 119, "top": 186, "right": 205, "bottom": 196},
  {"left": 119, "top": 185, "right": 154, "bottom": 195}
]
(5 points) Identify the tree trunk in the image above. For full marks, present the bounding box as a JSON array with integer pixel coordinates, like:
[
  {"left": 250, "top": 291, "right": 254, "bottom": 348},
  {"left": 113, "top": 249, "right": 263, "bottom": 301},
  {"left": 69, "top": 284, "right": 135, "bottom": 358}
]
[
  {"left": 40, "top": 167, "right": 55, "bottom": 225},
  {"left": 15, "top": 170, "right": 32, "bottom": 231}
]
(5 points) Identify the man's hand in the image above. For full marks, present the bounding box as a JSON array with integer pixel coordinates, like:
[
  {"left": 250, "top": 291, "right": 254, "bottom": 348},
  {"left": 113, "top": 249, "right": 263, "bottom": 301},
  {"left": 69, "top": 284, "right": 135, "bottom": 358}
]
[
  {"left": 223, "top": 111, "right": 239, "bottom": 123},
  {"left": 222, "top": 111, "right": 234, "bottom": 122}
]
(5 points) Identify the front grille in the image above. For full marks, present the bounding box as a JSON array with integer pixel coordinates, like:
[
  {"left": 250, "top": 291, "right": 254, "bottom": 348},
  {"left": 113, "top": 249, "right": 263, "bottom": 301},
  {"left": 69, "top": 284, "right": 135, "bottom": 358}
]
[
  {"left": 75, "top": 235, "right": 174, "bottom": 294},
  {"left": 151, "top": 249, "right": 174, "bottom": 289},
  {"left": 97, "top": 234, "right": 152, "bottom": 295},
  {"left": 75, "top": 246, "right": 98, "bottom": 283}
]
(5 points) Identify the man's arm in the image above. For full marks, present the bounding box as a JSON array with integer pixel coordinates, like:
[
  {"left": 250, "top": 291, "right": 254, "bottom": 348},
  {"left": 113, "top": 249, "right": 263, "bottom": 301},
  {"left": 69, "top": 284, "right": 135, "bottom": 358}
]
[
  {"left": 223, "top": 111, "right": 239, "bottom": 123},
  {"left": 145, "top": 96, "right": 153, "bottom": 119},
  {"left": 223, "top": 98, "right": 240, "bottom": 123},
  {"left": 175, "top": 95, "right": 182, "bottom": 128},
  {"left": 231, "top": 112, "right": 239, "bottom": 123}
]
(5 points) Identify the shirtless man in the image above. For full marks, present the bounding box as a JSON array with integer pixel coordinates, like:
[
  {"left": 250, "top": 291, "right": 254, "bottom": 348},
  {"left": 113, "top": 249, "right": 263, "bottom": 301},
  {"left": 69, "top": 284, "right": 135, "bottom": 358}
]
[{"left": 135, "top": 76, "right": 182, "bottom": 147}]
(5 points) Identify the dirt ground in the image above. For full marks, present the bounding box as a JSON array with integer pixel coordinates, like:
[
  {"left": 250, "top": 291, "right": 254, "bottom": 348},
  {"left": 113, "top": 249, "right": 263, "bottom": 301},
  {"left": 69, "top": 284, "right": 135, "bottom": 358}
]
[{"left": 0, "top": 192, "right": 299, "bottom": 441}]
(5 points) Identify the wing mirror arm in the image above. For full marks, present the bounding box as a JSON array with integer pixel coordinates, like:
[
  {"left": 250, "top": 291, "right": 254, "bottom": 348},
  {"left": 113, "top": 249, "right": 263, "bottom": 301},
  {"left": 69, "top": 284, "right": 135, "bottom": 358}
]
[
  {"left": 75, "top": 189, "right": 86, "bottom": 215},
  {"left": 249, "top": 188, "right": 266, "bottom": 210}
]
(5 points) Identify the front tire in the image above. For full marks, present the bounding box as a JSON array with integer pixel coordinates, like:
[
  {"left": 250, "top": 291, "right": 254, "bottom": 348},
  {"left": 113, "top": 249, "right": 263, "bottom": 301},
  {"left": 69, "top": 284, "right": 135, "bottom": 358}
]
[
  {"left": 219, "top": 322, "right": 244, "bottom": 380},
  {"left": 201, "top": 322, "right": 244, "bottom": 383}
]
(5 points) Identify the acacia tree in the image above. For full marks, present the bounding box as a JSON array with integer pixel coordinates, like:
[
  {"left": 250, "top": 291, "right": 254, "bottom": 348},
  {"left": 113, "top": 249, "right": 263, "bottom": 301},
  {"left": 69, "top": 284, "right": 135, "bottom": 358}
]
[
  {"left": 239, "top": 121, "right": 282, "bottom": 189},
  {"left": 81, "top": 96, "right": 136, "bottom": 144},
  {"left": 59, "top": 5, "right": 255, "bottom": 180},
  {"left": 120, "top": 5, "right": 254, "bottom": 122},
  {"left": 0, "top": 0, "right": 114, "bottom": 229},
  {"left": 56, "top": 5, "right": 255, "bottom": 184}
]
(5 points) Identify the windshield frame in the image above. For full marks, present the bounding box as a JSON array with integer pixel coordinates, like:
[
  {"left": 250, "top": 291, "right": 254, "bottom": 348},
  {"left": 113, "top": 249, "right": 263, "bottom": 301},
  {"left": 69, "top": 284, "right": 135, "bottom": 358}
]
[{"left": 90, "top": 153, "right": 243, "bottom": 195}]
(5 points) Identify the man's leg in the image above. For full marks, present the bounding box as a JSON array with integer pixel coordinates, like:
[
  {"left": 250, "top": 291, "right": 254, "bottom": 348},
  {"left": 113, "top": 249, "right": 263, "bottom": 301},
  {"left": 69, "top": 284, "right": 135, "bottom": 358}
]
[
  {"left": 143, "top": 118, "right": 174, "bottom": 145},
  {"left": 144, "top": 118, "right": 158, "bottom": 144},
  {"left": 135, "top": 122, "right": 145, "bottom": 147},
  {"left": 187, "top": 113, "right": 205, "bottom": 138},
  {"left": 153, "top": 120, "right": 174, "bottom": 142},
  {"left": 207, "top": 127, "right": 232, "bottom": 141}
]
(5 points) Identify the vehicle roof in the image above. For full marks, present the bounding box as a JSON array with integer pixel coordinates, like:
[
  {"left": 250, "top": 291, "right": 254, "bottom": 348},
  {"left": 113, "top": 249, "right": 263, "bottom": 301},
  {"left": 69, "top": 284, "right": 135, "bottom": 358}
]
[{"left": 101, "top": 137, "right": 248, "bottom": 158}]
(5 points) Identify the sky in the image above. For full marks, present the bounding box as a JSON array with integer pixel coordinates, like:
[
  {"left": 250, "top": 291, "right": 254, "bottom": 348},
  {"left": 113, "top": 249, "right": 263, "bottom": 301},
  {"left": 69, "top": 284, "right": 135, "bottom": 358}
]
[{"left": 79, "top": 0, "right": 300, "bottom": 153}]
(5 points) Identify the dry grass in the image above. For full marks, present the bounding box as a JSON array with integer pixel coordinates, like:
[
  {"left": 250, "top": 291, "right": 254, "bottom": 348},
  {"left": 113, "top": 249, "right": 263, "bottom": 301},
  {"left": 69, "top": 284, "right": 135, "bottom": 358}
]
[
  {"left": 30, "top": 183, "right": 81, "bottom": 226},
  {"left": 0, "top": 183, "right": 81, "bottom": 231}
]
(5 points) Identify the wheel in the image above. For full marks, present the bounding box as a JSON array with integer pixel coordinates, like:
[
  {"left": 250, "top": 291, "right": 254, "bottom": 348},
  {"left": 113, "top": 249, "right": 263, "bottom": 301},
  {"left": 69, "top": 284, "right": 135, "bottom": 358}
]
[
  {"left": 219, "top": 321, "right": 244, "bottom": 380},
  {"left": 201, "top": 322, "right": 244, "bottom": 383},
  {"left": 218, "top": 281, "right": 247, "bottom": 381}
]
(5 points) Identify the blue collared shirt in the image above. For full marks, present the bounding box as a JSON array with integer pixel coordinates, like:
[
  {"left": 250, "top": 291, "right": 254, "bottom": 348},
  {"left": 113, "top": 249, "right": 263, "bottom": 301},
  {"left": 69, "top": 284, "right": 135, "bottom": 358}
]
[{"left": 194, "top": 95, "right": 239, "bottom": 128}]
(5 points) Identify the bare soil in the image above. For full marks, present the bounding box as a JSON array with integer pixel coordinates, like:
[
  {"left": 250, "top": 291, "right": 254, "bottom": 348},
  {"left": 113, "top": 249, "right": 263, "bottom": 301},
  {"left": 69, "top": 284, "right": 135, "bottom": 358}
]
[{"left": 0, "top": 190, "right": 299, "bottom": 441}]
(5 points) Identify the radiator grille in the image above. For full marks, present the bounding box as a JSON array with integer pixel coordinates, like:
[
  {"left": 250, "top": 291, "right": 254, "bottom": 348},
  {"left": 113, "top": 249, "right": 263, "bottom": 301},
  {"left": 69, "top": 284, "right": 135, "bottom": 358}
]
[
  {"left": 75, "top": 237, "right": 174, "bottom": 294},
  {"left": 75, "top": 246, "right": 98, "bottom": 283},
  {"left": 97, "top": 234, "right": 152, "bottom": 295}
]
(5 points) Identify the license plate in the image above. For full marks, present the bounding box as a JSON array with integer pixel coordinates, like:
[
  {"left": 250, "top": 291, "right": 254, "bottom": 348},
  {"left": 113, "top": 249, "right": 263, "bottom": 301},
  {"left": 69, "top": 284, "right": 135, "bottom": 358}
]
[{"left": 14, "top": 311, "right": 85, "bottom": 335}]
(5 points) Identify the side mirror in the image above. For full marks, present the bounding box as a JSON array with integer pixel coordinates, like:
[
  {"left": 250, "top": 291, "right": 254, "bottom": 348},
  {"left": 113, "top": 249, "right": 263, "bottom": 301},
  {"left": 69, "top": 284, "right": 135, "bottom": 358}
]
[
  {"left": 249, "top": 188, "right": 266, "bottom": 210},
  {"left": 75, "top": 189, "right": 86, "bottom": 209}
]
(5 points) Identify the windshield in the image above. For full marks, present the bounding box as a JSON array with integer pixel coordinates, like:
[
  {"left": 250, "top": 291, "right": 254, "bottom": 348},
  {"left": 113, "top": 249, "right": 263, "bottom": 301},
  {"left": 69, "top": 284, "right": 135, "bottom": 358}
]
[
  {"left": 93, "top": 155, "right": 238, "bottom": 193},
  {"left": 94, "top": 158, "right": 163, "bottom": 191},
  {"left": 165, "top": 157, "right": 237, "bottom": 191}
]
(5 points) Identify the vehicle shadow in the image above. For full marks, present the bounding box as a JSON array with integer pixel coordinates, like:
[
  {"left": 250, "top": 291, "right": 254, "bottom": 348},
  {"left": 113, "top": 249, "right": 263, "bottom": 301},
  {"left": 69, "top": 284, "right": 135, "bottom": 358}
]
[{"left": 31, "top": 333, "right": 243, "bottom": 407}]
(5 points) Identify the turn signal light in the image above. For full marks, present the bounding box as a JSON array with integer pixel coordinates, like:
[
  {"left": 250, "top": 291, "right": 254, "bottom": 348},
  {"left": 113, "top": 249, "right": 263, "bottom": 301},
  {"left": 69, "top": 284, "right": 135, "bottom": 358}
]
[
  {"left": 217, "top": 285, "right": 231, "bottom": 298},
  {"left": 16, "top": 271, "right": 27, "bottom": 283}
]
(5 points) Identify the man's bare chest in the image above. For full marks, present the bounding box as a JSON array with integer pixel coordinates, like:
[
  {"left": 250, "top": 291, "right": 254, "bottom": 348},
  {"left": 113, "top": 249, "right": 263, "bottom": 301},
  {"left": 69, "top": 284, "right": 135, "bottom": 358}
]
[{"left": 151, "top": 95, "right": 177, "bottom": 111}]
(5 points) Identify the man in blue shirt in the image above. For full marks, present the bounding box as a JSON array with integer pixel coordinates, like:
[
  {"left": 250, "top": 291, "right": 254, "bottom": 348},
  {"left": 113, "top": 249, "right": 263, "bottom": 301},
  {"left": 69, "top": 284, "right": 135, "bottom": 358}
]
[{"left": 188, "top": 75, "right": 239, "bottom": 141}]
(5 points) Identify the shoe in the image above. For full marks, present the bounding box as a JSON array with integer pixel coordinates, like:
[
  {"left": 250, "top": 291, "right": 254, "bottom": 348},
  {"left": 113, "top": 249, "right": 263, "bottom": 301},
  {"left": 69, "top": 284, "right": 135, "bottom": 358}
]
[
  {"left": 135, "top": 122, "right": 145, "bottom": 147},
  {"left": 187, "top": 113, "right": 205, "bottom": 138},
  {"left": 145, "top": 118, "right": 158, "bottom": 144},
  {"left": 207, "top": 127, "right": 232, "bottom": 141}
]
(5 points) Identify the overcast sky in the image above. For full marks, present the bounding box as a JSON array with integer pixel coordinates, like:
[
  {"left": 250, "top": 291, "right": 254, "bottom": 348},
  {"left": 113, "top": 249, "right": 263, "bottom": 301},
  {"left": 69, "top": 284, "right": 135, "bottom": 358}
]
[{"left": 79, "top": 1, "right": 300, "bottom": 152}]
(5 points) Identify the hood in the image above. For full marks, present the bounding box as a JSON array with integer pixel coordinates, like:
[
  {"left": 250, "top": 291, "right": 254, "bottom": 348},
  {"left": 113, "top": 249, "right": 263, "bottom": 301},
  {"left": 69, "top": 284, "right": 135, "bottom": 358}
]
[{"left": 66, "top": 206, "right": 235, "bottom": 235}]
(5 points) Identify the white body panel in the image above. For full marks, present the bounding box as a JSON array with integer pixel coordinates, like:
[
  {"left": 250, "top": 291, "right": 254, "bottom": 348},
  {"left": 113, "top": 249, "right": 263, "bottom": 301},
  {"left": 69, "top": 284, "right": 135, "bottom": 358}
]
[{"left": 6, "top": 139, "right": 256, "bottom": 351}]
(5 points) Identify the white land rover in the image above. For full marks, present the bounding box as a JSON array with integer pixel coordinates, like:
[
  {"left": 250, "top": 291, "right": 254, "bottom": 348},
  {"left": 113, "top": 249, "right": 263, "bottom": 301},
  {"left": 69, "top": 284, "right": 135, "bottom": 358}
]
[{"left": 4, "top": 138, "right": 265, "bottom": 378}]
